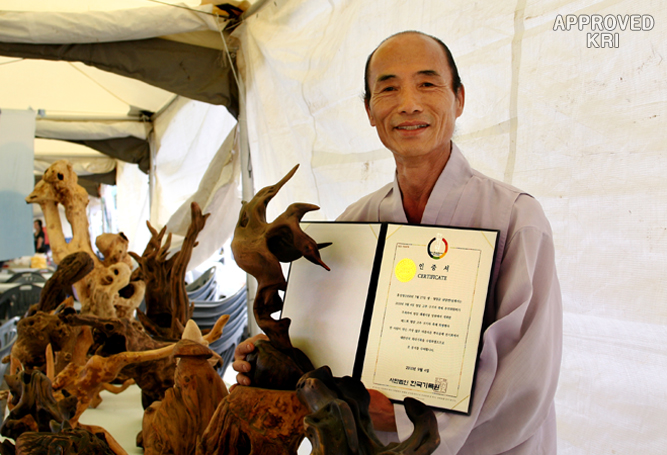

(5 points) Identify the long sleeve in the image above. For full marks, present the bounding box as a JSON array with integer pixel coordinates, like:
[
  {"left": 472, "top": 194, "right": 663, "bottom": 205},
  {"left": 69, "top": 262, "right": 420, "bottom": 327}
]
[{"left": 394, "top": 198, "right": 563, "bottom": 454}]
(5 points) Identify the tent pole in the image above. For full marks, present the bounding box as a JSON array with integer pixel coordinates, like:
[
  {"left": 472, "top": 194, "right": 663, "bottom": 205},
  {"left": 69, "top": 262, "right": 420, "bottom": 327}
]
[
  {"left": 237, "top": 74, "right": 261, "bottom": 337},
  {"left": 148, "top": 125, "right": 157, "bottom": 225}
]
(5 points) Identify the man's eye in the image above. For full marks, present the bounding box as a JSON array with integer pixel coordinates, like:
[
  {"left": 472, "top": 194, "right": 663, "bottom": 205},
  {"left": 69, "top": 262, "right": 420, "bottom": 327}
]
[
  {"left": 380, "top": 86, "right": 396, "bottom": 92},
  {"left": 422, "top": 82, "right": 435, "bottom": 87}
]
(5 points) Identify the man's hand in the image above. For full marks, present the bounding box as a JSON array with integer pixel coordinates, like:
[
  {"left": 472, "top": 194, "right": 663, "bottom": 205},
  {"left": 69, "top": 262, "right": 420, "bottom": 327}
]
[
  {"left": 232, "top": 333, "right": 268, "bottom": 386},
  {"left": 368, "top": 389, "right": 397, "bottom": 432}
]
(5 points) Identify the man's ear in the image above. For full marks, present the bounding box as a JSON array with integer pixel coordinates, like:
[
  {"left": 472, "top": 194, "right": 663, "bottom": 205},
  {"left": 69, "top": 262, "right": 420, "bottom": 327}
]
[
  {"left": 365, "top": 100, "right": 376, "bottom": 127},
  {"left": 455, "top": 84, "right": 465, "bottom": 118}
]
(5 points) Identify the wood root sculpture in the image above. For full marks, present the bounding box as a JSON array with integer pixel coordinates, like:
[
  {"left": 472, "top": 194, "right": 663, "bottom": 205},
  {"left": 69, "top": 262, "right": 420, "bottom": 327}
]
[
  {"left": 0, "top": 370, "right": 125, "bottom": 455},
  {"left": 196, "top": 386, "right": 309, "bottom": 455},
  {"left": 12, "top": 425, "right": 118, "bottom": 455},
  {"left": 224, "top": 166, "right": 440, "bottom": 455},
  {"left": 130, "top": 202, "right": 209, "bottom": 341}
]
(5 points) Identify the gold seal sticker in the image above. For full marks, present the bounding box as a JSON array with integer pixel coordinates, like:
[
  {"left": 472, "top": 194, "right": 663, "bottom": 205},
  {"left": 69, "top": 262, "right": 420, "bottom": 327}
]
[{"left": 395, "top": 258, "right": 417, "bottom": 283}]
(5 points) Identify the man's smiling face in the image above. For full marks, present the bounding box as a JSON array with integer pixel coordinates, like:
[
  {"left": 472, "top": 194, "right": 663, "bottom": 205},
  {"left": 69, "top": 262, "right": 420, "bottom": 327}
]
[{"left": 365, "top": 33, "right": 464, "bottom": 164}]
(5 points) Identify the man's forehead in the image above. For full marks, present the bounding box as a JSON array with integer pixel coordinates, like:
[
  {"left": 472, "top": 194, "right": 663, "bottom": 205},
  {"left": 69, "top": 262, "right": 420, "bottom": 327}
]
[{"left": 369, "top": 33, "right": 449, "bottom": 80}]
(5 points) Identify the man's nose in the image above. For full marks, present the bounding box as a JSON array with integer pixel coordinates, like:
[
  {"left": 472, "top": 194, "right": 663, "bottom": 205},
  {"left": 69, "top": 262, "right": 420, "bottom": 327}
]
[{"left": 399, "top": 87, "right": 422, "bottom": 113}]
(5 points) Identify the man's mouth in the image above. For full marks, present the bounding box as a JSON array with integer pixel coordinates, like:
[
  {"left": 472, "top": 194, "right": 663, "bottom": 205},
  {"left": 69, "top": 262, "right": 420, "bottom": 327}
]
[{"left": 395, "top": 124, "right": 428, "bottom": 131}]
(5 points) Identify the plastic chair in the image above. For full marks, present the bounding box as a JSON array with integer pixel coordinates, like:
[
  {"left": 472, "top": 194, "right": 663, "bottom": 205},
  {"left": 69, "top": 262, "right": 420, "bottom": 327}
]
[
  {"left": 0, "top": 284, "right": 43, "bottom": 320},
  {"left": 0, "top": 316, "right": 20, "bottom": 380},
  {"left": 6, "top": 272, "right": 46, "bottom": 284}
]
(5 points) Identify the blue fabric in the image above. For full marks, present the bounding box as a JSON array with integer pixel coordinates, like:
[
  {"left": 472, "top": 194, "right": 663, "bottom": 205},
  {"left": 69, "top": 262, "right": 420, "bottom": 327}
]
[{"left": 0, "top": 109, "right": 36, "bottom": 261}]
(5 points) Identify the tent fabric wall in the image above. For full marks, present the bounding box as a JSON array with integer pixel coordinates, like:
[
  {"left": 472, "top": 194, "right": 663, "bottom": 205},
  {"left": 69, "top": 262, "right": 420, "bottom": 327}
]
[
  {"left": 116, "top": 160, "right": 151, "bottom": 257},
  {"left": 0, "top": 4, "right": 220, "bottom": 43},
  {"left": 235, "top": 1, "right": 667, "bottom": 454},
  {"left": 0, "top": 38, "right": 239, "bottom": 115},
  {"left": 34, "top": 119, "right": 152, "bottom": 178},
  {"left": 165, "top": 124, "right": 241, "bottom": 271}
]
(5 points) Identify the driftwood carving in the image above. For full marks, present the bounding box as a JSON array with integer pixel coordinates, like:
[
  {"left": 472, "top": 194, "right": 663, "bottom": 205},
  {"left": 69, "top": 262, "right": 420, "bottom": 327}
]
[
  {"left": 130, "top": 202, "right": 209, "bottom": 341},
  {"left": 51, "top": 339, "right": 177, "bottom": 424},
  {"left": 140, "top": 339, "right": 228, "bottom": 455},
  {"left": 297, "top": 367, "right": 440, "bottom": 455},
  {"left": 25, "top": 160, "right": 94, "bottom": 264},
  {"left": 231, "top": 165, "right": 329, "bottom": 390},
  {"left": 196, "top": 385, "right": 309, "bottom": 455},
  {"left": 25, "top": 160, "right": 145, "bottom": 319},
  {"left": 96, "top": 233, "right": 132, "bottom": 268}
]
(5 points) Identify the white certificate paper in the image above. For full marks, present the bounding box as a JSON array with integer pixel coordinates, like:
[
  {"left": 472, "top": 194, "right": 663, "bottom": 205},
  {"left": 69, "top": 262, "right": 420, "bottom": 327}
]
[{"left": 282, "top": 222, "right": 498, "bottom": 413}]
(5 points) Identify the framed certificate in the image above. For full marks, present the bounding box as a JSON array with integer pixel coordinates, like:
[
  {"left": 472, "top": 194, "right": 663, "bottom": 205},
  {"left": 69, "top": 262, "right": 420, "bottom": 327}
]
[{"left": 282, "top": 222, "right": 498, "bottom": 413}]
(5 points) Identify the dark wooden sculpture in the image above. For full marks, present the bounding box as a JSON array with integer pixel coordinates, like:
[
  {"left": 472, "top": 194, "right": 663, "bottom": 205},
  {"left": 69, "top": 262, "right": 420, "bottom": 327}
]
[
  {"left": 0, "top": 370, "right": 71, "bottom": 441},
  {"left": 29, "top": 251, "right": 94, "bottom": 315},
  {"left": 297, "top": 367, "right": 440, "bottom": 455},
  {"left": 140, "top": 340, "right": 228, "bottom": 455},
  {"left": 9, "top": 310, "right": 77, "bottom": 372},
  {"left": 130, "top": 202, "right": 209, "bottom": 341},
  {"left": 231, "top": 165, "right": 329, "bottom": 390}
]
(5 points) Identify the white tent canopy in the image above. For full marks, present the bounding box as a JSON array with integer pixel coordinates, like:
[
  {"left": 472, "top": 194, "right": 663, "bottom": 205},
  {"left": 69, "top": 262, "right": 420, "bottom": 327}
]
[{"left": 1, "top": 1, "right": 667, "bottom": 454}]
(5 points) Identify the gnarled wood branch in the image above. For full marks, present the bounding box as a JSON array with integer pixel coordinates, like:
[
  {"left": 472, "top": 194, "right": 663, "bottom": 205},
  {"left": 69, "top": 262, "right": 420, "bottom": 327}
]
[{"left": 130, "top": 202, "right": 209, "bottom": 341}]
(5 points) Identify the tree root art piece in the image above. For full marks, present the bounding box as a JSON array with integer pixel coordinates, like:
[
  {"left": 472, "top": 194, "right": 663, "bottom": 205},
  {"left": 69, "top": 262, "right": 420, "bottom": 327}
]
[
  {"left": 26, "top": 160, "right": 146, "bottom": 319},
  {"left": 297, "top": 367, "right": 441, "bottom": 455},
  {"left": 196, "top": 385, "right": 309, "bottom": 455},
  {"left": 140, "top": 339, "right": 228, "bottom": 455},
  {"left": 231, "top": 165, "right": 330, "bottom": 390},
  {"left": 130, "top": 202, "right": 210, "bottom": 341}
]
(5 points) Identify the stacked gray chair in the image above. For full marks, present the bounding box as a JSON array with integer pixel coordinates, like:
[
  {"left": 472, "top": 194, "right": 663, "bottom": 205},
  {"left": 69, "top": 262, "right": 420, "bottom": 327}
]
[
  {"left": 186, "top": 266, "right": 218, "bottom": 302},
  {"left": 191, "top": 286, "right": 248, "bottom": 376}
]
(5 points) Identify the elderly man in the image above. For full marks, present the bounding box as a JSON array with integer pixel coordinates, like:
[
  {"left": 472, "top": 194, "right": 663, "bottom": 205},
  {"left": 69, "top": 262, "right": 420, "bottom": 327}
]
[{"left": 235, "top": 31, "right": 562, "bottom": 454}]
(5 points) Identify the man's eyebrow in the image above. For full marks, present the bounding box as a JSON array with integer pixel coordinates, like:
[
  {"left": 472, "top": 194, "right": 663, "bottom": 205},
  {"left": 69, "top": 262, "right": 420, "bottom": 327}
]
[
  {"left": 376, "top": 70, "right": 441, "bottom": 83},
  {"left": 376, "top": 74, "right": 396, "bottom": 83}
]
